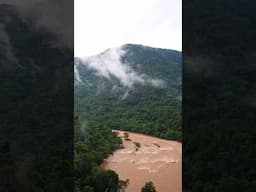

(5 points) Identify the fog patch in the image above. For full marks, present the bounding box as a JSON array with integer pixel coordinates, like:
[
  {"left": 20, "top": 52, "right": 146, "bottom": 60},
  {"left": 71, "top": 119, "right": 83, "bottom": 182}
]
[
  {"left": 121, "top": 90, "right": 129, "bottom": 100},
  {"left": 1, "top": 0, "right": 73, "bottom": 48},
  {"left": 184, "top": 56, "right": 218, "bottom": 78},
  {"left": 0, "top": 24, "right": 18, "bottom": 71},
  {"left": 74, "top": 59, "right": 82, "bottom": 84},
  {"left": 80, "top": 46, "right": 164, "bottom": 88}
]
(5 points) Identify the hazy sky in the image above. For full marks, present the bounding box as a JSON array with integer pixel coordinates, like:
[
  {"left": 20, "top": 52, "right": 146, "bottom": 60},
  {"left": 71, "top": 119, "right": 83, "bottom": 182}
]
[{"left": 75, "top": 0, "right": 181, "bottom": 57}]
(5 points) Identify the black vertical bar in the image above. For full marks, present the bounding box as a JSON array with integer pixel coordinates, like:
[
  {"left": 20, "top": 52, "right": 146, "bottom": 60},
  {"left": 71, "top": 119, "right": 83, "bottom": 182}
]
[
  {"left": 0, "top": 0, "right": 74, "bottom": 191},
  {"left": 183, "top": 1, "right": 256, "bottom": 191}
]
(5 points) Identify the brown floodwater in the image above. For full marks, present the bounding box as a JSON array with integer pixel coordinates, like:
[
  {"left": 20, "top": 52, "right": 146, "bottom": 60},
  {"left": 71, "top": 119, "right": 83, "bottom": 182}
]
[{"left": 101, "top": 130, "right": 182, "bottom": 192}]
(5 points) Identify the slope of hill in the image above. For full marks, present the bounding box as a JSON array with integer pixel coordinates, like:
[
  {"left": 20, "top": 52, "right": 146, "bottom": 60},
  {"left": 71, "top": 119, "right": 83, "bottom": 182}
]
[{"left": 74, "top": 44, "right": 182, "bottom": 140}]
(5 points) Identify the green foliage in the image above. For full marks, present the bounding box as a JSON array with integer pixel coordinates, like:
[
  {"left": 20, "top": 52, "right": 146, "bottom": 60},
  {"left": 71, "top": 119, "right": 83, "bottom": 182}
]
[
  {"left": 141, "top": 181, "right": 157, "bottom": 192},
  {"left": 82, "top": 186, "right": 94, "bottom": 192},
  {"left": 124, "top": 132, "right": 129, "bottom": 140},
  {"left": 134, "top": 142, "right": 141, "bottom": 151},
  {"left": 74, "top": 118, "right": 124, "bottom": 192},
  {"left": 118, "top": 179, "right": 129, "bottom": 192},
  {"left": 93, "top": 170, "right": 119, "bottom": 192},
  {"left": 75, "top": 90, "right": 182, "bottom": 141}
]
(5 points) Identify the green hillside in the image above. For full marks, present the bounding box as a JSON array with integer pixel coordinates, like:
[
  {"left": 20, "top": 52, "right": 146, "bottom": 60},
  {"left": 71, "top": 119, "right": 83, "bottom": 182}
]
[{"left": 74, "top": 44, "right": 182, "bottom": 141}]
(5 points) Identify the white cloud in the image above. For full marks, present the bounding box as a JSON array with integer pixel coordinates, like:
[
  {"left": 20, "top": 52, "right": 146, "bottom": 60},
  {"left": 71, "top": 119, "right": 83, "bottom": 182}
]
[
  {"left": 75, "top": 0, "right": 181, "bottom": 57},
  {"left": 80, "top": 46, "right": 164, "bottom": 88},
  {"left": 74, "top": 61, "right": 82, "bottom": 83}
]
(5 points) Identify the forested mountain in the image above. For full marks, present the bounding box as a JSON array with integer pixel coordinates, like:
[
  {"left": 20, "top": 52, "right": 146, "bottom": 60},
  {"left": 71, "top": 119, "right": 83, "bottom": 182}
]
[{"left": 75, "top": 44, "right": 182, "bottom": 140}]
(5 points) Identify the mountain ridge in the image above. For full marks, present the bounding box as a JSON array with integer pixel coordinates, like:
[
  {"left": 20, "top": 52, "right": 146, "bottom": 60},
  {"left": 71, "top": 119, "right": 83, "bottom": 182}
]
[
  {"left": 76, "top": 44, "right": 181, "bottom": 58},
  {"left": 75, "top": 44, "right": 181, "bottom": 96}
]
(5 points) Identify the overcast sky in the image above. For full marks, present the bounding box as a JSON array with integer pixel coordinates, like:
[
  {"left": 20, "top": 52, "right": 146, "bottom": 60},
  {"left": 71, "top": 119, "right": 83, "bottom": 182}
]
[{"left": 75, "top": 0, "right": 181, "bottom": 57}]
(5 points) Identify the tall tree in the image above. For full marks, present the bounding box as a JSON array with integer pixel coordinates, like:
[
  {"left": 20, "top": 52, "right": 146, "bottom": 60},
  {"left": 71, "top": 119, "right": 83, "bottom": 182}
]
[{"left": 141, "top": 181, "right": 157, "bottom": 192}]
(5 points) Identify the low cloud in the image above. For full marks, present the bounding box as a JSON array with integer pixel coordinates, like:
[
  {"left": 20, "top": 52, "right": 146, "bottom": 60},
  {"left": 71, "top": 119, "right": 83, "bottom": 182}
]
[
  {"left": 1, "top": 0, "right": 73, "bottom": 48},
  {"left": 80, "top": 46, "right": 164, "bottom": 88},
  {"left": 0, "top": 24, "right": 18, "bottom": 71},
  {"left": 184, "top": 56, "right": 219, "bottom": 78},
  {"left": 74, "top": 61, "right": 82, "bottom": 84}
]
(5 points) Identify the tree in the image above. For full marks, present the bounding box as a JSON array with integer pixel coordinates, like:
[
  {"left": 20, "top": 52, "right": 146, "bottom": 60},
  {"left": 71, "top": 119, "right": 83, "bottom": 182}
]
[
  {"left": 82, "top": 186, "right": 94, "bottom": 192},
  {"left": 124, "top": 132, "right": 130, "bottom": 141},
  {"left": 118, "top": 179, "right": 129, "bottom": 192},
  {"left": 94, "top": 170, "right": 119, "bottom": 192},
  {"left": 141, "top": 181, "right": 157, "bottom": 192}
]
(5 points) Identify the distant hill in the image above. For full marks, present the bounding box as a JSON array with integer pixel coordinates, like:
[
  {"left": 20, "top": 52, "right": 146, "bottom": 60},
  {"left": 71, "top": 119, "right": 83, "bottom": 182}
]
[{"left": 74, "top": 44, "right": 182, "bottom": 140}]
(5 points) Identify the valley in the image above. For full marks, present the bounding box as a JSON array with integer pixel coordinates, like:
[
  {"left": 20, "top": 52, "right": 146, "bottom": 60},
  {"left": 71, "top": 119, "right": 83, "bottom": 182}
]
[{"left": 74, "top": 44, "right": 182, "bottom": 192}]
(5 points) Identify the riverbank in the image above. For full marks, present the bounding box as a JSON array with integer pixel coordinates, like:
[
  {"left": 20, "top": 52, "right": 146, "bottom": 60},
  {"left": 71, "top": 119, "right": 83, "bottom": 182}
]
[{"left": 101, "top": 130, "right": 182, "bottom": 192}]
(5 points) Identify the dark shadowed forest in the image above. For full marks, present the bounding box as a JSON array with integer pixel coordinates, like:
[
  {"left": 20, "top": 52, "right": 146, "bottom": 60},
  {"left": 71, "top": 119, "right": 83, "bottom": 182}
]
[{"left": 183, "top": 1, "right": 256, "bottom": 191}]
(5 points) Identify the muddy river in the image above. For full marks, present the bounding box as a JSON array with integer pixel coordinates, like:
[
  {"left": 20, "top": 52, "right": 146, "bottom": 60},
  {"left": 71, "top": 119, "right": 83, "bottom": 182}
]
[{"left": 101, "top": 130, "right": 182, "bottom": 192}]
